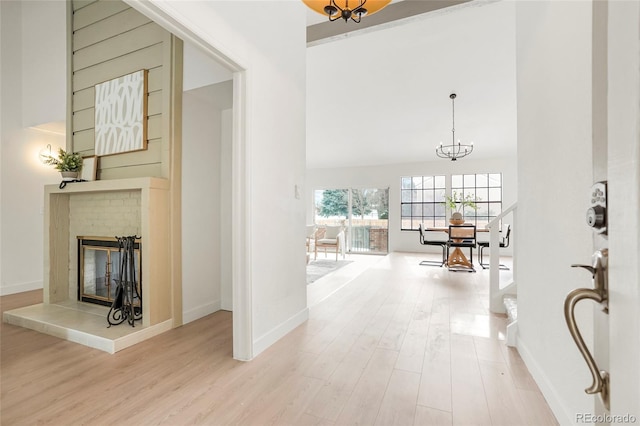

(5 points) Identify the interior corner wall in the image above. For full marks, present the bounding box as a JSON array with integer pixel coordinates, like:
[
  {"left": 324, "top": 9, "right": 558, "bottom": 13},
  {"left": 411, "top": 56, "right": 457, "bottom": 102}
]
[
  {"left": 0, "top": 1, "right": 66, "bottom": 296},
  {"left": 306, "top": 155, "right": 517, "bottom": 254},
  {"left": 181, "top": 89, "right": 222, "bottom": 324},
  {"left": 515, "top": 1, "right": 595, "bottom": 424},
  {"left": 154, "top": 1, "right": 308, "bottom": 357},
  {"left": 220, "top": 108, "right": 233, "bottom": 311}
]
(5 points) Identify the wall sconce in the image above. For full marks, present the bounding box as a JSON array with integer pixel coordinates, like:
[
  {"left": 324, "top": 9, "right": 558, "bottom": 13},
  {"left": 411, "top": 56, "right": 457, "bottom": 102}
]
[{"left": 39, "top": 144, "right": 53, "bottom": 164}]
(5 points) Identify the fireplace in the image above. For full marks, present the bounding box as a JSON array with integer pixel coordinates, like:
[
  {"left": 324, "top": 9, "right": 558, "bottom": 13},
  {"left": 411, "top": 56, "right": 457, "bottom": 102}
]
[
  {"left": 77, "top": 236, "right": 141, "bottom": 307},
  {"left": 43, "top": 178, "right": 173, "bottom": 328},
  {"left": 4, "top": 178, "right": 175, "bottom": 353}
]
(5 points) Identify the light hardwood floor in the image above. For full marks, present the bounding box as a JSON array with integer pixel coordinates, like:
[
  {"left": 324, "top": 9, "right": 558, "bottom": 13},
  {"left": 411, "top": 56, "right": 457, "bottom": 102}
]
[{"left": 1, "top": 252, "right": 557, "bottom": 425}]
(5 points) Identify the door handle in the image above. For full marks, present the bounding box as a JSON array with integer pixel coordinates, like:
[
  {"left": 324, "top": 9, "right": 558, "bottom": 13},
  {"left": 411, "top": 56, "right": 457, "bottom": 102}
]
[
  {"left": 571, "top": 264, "right": 596, "bottom": 276},
  {"left": 564, "top": 249, "right": 609, "bottom": 410}
]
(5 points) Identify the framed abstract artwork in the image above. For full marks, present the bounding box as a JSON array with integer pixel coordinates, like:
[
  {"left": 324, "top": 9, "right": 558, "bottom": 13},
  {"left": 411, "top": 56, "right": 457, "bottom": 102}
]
[{"left": 94, "top": 70, "right": 148, "bottom": 156}]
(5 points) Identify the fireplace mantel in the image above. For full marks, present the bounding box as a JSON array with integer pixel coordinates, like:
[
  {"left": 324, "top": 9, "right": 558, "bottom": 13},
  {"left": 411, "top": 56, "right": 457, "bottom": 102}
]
[
  {"left": 45, "top": 177, "right": 170, "bottom": 195},
  {"left": 44, "top": 177, "right": 172, "bottom": 328}
]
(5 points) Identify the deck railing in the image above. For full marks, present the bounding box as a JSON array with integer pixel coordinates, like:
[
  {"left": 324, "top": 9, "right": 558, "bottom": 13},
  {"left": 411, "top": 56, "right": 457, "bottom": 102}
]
[{"left": 315, "top": 219, "right": 388, "bottom": 254}]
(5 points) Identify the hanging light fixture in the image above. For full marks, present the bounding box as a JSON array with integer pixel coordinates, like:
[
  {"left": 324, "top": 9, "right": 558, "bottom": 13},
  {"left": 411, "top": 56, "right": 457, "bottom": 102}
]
[
  {"left": 302, "top": 0, "right": 391, "bottom": 23},
  {"left": 435, "top": 93, "right": 474, "bottom": 161}
]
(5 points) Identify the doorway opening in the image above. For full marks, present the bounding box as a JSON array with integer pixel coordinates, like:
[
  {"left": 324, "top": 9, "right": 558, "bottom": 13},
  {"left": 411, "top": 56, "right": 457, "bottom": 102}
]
[{"left": 181, "top": 40, "right": 234, "bottom": 331}]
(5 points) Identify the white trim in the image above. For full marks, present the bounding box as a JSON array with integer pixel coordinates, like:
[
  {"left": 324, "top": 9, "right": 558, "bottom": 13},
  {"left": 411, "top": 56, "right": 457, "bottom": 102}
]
[
  {"left": 252, "top": 308, "right": 309, "bottom": 357},
  {"left": 0, "top": 280, "right": 43, "bottom": 296},
  {"left": 182, "top": 299, "right": 222, "bottom": 325},
  {"left": 231, "top": 70, "right": 253, "bottom": 361},
  {"left": 123, "top": 0, "right": 253, "bottom": 361},
  {"left": 517, "top": 339, "right": 572, "bottom": 426},
  {"left": 124, "top": 0, "right": 245, "bottom": 72}
]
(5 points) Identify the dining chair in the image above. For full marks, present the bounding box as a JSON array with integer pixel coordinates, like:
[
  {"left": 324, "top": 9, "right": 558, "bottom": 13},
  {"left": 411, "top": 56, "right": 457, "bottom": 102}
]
[
  {"left": 446, "top": 224, "right": 477, "bottom": 271},
  {"left": 418, "top": 224, "right": 448, "bottom": 266},
  {"left": 478, "top": 224, "right": 511, "bottom": 269}
]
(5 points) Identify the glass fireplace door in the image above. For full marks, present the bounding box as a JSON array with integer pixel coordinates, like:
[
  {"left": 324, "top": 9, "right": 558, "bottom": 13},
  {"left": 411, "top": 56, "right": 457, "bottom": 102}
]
[{"left": 78, "top": 237, "right": 141, "bottom": 306}]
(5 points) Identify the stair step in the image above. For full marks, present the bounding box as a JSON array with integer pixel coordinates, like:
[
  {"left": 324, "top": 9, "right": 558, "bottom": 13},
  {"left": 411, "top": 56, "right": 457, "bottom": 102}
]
[
  {"left": 503, "top": 295, "right": 517, "bottom": 323},
  {"left": 503, "top": 295, "right": 518, "bottom": 347}
]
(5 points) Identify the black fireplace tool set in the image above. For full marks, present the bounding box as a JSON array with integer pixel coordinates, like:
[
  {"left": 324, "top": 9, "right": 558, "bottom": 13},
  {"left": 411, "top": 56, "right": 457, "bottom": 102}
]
[{"left": 107, "top": 236, "right": 142, "bottom": 327}]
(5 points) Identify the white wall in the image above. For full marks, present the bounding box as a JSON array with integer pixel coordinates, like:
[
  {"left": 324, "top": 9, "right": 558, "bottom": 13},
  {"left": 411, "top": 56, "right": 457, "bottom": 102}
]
[
  {"left": 150, "top": 1, "right": 308, "bottom": 357},
  {"left": 307, "top": 156, "right": 517, "bottom": 253},
  {"left": 220, "top": 108, "right": 232, "bottom": 311},
  {"left": 20, "top": 0, "right": 66, "bottom": 128},
  {"left": 182, "top": 85, "right": 223, "bottom": 324},
  {"left": 0, "top": 0, "right": 4, "bottom": 291},
  {"left": 515, "top": 2, "right": 595, "bottom": 424},
  {"left": 183, "top": 42, "right": 232, "bottom": 92},
  {"left": 0, "top": 1, "right": 65, "bottom": 296}
]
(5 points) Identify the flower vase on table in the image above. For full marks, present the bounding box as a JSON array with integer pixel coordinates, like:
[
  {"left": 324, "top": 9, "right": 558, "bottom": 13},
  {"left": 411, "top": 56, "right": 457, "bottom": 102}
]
[
  {"left": 449, "top": 212, "right": 465, "bottom": 225},
  {"left": 444, "top": 191, "right": 478, "bottom": 225}
]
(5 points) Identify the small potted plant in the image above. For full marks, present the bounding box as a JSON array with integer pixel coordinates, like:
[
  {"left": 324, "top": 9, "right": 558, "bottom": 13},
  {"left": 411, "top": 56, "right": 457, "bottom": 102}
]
[
  {"left": 444, "top": 191, "right": 478, "bottom": 225},
  {"left": 43, "top": 148, "right": 83, "bottom": 180}
]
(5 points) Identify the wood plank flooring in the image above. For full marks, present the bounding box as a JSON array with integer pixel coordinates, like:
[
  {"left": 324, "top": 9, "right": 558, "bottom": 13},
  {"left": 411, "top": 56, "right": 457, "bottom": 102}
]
[{"left": 1, "top": 252, "right": 557, "bottom": 425}]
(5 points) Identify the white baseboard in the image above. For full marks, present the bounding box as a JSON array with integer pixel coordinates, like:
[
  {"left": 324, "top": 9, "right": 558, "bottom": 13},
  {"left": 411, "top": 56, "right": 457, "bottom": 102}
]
[
  {"left": 517, "top": 339, "right": 572, "bottom": 426},
  {"left": 182, "top": 299, "right": 222, "bottom": 324},
  {"left": 253, "top": 307, "right": 309, "bottom": 357},
  {"left": 0, "top": 280, "right": 43, "bottom": 296}
]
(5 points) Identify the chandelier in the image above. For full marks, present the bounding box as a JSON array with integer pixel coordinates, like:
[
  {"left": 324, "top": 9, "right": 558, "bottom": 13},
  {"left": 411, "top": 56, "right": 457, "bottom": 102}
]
[
  {"left": 302, "top": 0, "right": 391, "bottom": 23},
  {"left": 435, "top": 93, "right": 474, "bottom": 161}
]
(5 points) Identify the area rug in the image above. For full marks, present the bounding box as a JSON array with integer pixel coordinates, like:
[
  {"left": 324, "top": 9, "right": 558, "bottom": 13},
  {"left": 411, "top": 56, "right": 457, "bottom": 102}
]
[{"left": 306, "top": 259, "right": 353, "bottom": 284}]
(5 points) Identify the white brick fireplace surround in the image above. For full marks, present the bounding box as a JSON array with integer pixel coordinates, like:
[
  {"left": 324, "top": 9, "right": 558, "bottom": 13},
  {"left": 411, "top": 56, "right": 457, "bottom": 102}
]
[
  {"left": 68, "top": 191, "right": 141, "bottom": 301},
  {"left": 3, "top": 178, "right": 174, "bottom": 353}
]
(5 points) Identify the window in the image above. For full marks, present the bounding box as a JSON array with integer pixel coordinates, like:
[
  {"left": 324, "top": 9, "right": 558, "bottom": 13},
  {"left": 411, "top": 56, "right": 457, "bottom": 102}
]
[
  {"left": 400, "top": 173, "right": 503, "bottom": 231},
  {"left": 451, "top": 173, "right": 502, "bottom": 228},
  {"left": 400, "top": 175, "right": 446, "bottom": 230}
]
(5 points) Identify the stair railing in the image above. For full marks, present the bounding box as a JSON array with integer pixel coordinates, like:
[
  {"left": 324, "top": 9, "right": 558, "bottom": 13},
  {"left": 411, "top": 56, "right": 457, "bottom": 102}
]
[{"left": 485, "top": 202, "right": 517, "bottom": 313}]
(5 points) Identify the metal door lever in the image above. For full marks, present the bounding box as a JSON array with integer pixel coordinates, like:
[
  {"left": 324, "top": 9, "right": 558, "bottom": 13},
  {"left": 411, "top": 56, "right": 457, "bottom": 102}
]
[
  {"left": 564, "top": 249, "right": 609, "bottom": 410},
  {"left": 571, "top": 248, "right": 608, "bottom": 312},
  {"left": 571, "top": 264, "right": 596, "bottom": 276}
]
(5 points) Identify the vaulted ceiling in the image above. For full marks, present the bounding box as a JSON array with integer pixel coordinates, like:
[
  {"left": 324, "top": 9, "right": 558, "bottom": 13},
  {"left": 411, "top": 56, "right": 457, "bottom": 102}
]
[{"left": 305, "top": 0, "right": 518, "bottom": 169}]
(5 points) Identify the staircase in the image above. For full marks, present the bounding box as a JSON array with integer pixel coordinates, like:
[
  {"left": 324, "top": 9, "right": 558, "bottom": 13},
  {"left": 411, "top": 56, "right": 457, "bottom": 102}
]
[
  {"left": 503, "top": 294, "right": 518, "bottom": 347},
  {"left": 485, "top": 203, "right": 518, "bottom": 347}
]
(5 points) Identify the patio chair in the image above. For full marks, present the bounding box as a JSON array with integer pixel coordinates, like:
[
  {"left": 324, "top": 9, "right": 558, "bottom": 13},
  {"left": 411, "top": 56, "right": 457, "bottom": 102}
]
[
  {"left": 306, "top": 225, "right": 317, "bottom": 254},
  {"left": 315, "top": 225, "right": 345, "bottom": 261}
]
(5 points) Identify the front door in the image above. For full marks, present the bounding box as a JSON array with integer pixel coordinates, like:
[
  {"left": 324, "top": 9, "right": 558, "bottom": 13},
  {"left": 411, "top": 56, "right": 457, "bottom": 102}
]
[
  {"left": 605, "top": 0, "right": 640, "bottom": 418},
  {"left": 571, "top": 1, "right": 640, "bottom": 420}
]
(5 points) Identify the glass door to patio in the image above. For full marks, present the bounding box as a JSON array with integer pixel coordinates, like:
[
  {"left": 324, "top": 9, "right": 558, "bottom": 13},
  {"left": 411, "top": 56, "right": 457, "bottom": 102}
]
[{"left": 314, "top": 188, "right": 389, "bottom": 255}]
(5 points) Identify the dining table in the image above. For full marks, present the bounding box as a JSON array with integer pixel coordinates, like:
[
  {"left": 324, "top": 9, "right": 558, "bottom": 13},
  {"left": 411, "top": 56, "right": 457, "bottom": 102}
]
[{"left": 426, "top": 225, "right": 488, "bottom": 271}]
